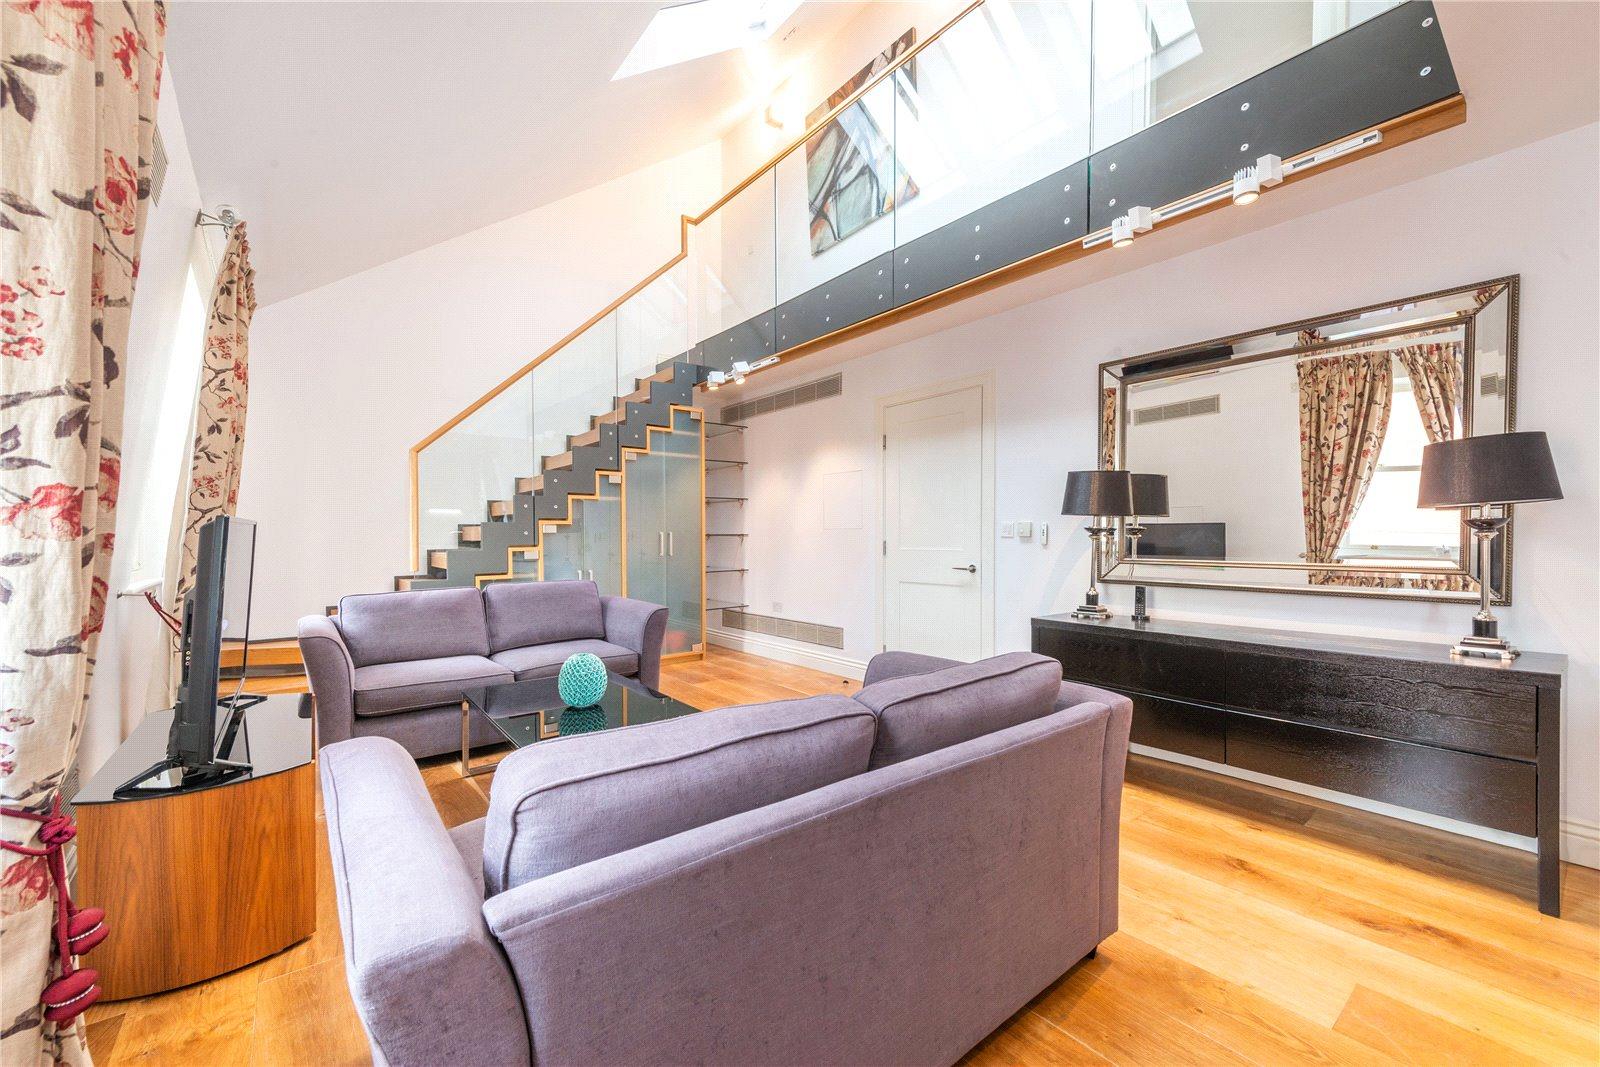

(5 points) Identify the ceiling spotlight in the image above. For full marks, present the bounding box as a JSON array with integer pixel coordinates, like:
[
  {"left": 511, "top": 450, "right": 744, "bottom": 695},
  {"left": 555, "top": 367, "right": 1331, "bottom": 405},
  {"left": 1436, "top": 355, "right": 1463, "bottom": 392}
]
[
  {"left": 706, "top": 371, "right": 726, "bottom": 391},
  {"left": 1231, "top": 167, "right": 1261, "bottom": 205},
  {"left": 1233, "top": 154, "right": 1284, "bottom": 205},
  {"left": 1110, "top": 206, "right": 1154, "bottom": 248}
]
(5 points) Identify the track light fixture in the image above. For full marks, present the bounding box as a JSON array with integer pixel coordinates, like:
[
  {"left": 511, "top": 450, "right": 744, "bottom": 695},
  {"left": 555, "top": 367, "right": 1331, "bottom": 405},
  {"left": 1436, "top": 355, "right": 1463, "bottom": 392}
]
[
  {"left": 1232, "top": 154, "right": 1283, "bottom": 205},
  {"left": 1110, "top": 206, "right": 1153, "bottom": 248}
]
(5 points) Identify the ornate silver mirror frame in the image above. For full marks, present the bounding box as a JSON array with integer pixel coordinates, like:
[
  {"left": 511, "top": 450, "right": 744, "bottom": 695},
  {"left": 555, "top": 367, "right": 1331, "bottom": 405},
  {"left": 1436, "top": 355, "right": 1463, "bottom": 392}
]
[{"left": 1097, "top": 276, "right": 1518, "bottom": 604}]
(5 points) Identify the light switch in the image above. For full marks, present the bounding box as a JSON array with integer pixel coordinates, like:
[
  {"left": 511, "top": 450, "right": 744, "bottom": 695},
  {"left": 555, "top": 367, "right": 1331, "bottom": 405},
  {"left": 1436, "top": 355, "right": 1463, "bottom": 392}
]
[
  {"left": 1000, "top": 522, "right": 1015, "bottom": 538},
  {"left": 1016, "top": 521, "right": 1034, "bottom": 540}
]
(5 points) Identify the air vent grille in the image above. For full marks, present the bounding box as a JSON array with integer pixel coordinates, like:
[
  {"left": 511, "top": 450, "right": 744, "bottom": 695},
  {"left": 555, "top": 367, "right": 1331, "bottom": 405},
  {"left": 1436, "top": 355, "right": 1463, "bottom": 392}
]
[
  {"left": 721, "top": 610, "right": 844, "bottom": 650},
  {"left": 1131, "top": 394, "right": 1221, "bottom": 425},
  {"left": 721, "top": 373, "right": 841, "bottom": 423},
  {"left": 1479, "top": 371, "right": 1507, "bottom": 398},
  {"left": 151, "top": 127, "right": 168, "bottom": 206}
]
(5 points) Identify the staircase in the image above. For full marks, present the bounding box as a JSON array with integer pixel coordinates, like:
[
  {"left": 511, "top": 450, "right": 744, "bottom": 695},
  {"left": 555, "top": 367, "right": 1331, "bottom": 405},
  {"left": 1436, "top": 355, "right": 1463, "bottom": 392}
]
[{"left": 396, "top": 360, "right": 708, "bottom": 591}]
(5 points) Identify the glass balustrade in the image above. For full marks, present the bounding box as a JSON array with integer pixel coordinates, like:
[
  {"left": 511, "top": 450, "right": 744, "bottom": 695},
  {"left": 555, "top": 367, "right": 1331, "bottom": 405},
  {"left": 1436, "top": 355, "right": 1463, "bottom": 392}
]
[
  {"left": 415, "top": 375, "right": 532, "bottom": 559},
  {"left": 413, "top": 0, "right": 1455, "bottom": 580}
]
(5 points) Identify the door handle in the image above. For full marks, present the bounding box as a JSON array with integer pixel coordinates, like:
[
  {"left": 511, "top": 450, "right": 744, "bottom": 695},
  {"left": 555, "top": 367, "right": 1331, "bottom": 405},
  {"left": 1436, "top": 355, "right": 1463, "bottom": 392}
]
[{"left": 953, "top": 564, "right": 977, "bottom": 573}]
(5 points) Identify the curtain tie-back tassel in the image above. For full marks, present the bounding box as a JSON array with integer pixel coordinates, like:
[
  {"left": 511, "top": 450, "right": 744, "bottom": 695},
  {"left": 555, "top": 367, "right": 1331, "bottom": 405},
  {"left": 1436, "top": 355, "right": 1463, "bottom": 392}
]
[{"left": 1, "top": 797, "right": 108, "bottom": 1022}]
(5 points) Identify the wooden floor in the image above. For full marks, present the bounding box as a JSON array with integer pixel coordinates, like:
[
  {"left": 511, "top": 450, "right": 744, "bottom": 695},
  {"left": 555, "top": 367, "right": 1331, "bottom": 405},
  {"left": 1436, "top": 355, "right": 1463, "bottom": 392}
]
[{"left": 87, "top": 647, "right": 1599, "bottom": 1066}]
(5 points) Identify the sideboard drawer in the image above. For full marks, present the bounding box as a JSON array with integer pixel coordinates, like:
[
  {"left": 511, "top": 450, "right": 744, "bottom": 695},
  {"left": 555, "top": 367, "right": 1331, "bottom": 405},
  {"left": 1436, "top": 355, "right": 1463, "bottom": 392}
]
[
  {"left": 1033, "top": 626, "right": 1221, "bottom": 706},
  {"left": 1128, "top": 693, "right": 1227, "bottom": 763},
  {"left": 1225, "top": 714, "right": 1537, "bottom": 836},
  {"left": 1223, "top": 649, "right": 1537, "bottom": 760}
]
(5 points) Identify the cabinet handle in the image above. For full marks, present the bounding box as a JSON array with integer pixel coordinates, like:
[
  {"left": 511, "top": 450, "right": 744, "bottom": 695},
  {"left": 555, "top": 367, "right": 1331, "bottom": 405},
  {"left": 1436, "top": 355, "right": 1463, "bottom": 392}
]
[
  {"left": 659, "top": 531, "right": 665, "bottom": 557},
  {"left": 668, "top": 531, "right": 675, "bottom": 556}
]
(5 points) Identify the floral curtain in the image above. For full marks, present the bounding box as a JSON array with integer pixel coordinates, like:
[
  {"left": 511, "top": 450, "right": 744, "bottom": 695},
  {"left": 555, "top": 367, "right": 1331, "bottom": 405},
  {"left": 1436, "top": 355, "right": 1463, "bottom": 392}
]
[
  {"left": 1398, "top": 341, "right": 1462, "bottom": 444},
  {"left": 1, "top": 1, "right": 166, "bottom": 1063},
  {"left": 1296, "top": 351, "right": 1393, "bottom": 568},
  {"left": 175, "top": 224, "right": 256, "bottom": 605},
  {"left": 1099, "top": 387, "right": 1117, "bottom": 470}
]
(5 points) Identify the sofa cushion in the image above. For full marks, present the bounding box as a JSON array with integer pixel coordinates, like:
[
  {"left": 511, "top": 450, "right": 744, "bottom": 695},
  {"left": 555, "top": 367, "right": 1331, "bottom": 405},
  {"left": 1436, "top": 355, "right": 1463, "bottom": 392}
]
[
  {"left": 482, "top": 694, "right": 875, "bottom": 895},
  {"left": 353, "top": 655, "right": 512, "bottom": 717},
  {"left": 483, "top": 580, "right": 604, "bottom": 653},
  {"left": 490, "top": 639, "right": 639, "bottom": 681},
  {"left": 852, "top": 651, "right": 1062, "bottom": 769},
  {"left": 338, "top": 588, "right": 490, "bottom": 667}
]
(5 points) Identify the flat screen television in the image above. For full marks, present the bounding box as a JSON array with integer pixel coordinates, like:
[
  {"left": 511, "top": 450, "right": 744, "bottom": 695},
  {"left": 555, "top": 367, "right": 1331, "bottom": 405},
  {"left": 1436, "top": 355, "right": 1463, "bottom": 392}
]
[
  {"left": 116, "top": 516, "right": 260, "bottom": 796},
  {"left": 1127, "top": 522, "right": 1226, "bottom": 560}
]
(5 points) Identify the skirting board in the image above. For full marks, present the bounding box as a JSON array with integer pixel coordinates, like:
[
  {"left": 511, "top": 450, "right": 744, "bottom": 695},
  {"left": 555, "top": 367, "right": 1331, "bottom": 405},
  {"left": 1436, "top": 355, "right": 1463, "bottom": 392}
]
[
  {"left": 708, "top": 627, "right": 868, "bottom": 681},
  {"left": 1133, "top": 743, "right": 1600, "bottom": 870}
]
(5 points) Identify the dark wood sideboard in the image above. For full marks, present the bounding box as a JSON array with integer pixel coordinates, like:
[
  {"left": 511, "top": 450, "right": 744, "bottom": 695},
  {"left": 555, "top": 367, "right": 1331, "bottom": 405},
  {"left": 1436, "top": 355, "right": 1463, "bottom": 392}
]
[{"left": 1031, "top": 615, "right": 1566, "bottom": 915}]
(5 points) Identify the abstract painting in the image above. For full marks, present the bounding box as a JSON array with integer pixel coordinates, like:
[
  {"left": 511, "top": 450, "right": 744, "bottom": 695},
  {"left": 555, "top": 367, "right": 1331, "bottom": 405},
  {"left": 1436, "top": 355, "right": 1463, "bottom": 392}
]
[{"left": 805, "top": 29, "right": 919, "bottom": 256}]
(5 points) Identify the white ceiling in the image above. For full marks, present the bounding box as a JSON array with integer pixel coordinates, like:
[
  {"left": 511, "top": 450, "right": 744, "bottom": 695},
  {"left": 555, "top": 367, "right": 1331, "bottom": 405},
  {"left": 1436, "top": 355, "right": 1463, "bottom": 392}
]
[{"left": 165, "top": 1, "right": 862, "bottom": 305}]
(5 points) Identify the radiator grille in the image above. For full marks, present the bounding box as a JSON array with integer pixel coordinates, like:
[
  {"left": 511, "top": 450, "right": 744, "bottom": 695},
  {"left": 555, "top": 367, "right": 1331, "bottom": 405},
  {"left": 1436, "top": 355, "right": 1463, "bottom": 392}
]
[
  {"left": 721, "top": 373, "right": 842, "bottom": 423},
  {"left": 721, "top": 610, "right": 844, "bottom": 650},
  {"left": 1131, "top": 393, "right": 1221, "bottom": 425}
]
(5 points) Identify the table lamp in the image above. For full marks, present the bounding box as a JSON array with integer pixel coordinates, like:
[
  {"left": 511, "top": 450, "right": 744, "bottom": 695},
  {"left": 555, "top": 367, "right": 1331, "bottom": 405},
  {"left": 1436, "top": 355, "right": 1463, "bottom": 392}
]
[
  {"left": 1418, "top": 431, "right": 1562, "bottom": 660},
  {"left": 1063, "top": 470, "right": 1134, "bottom": 620}
]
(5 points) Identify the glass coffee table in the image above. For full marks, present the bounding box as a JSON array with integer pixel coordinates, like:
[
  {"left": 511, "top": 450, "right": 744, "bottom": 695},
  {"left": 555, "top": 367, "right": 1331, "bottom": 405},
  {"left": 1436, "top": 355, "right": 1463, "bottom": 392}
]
[{"left": 459, "top": 671, "right": 701, "bottom": 776}]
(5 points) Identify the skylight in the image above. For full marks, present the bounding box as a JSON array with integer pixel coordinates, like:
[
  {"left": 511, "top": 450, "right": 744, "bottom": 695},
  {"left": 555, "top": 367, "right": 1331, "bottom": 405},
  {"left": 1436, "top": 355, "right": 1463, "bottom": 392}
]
[{"left": 613, "top": 0, "right": 804, "bottom": 81}]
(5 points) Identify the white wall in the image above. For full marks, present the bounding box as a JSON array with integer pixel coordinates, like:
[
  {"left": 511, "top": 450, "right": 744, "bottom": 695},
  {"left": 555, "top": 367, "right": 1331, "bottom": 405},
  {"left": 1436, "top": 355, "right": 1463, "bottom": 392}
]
[
  {"left": 237, "top": 141, "right": 723, "bottom": 636},
  {"left": 81, "top": 73, "right": 219, "bottom": 778},
  {"left": 728, "top": 123, "right": 1600, "bottom": 864}
]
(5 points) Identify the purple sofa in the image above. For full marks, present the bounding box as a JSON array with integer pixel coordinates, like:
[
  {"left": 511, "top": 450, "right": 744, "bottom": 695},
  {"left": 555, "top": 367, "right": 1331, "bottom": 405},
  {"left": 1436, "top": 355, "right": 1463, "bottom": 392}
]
[
  {"left": 319, "top": 650, "right": 1131, "bottom": 1067},
  {"left": 297, "top": 580, "right": 667, "bottom": 760}
]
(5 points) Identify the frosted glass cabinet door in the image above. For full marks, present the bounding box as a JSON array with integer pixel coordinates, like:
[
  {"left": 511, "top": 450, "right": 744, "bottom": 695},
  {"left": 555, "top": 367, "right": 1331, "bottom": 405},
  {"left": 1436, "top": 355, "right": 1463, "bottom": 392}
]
[
  {"left": 625, "top": 451, "right": 668, "bottom": 625},
  {"left": 583, "top": 483, "right": 623, "bottom": 596},
  {"left": 662, "top": 449, "right": 703, "bottom": 655},
  {"left": 540, "top": 521, "right": 583, "bottom": 582}
]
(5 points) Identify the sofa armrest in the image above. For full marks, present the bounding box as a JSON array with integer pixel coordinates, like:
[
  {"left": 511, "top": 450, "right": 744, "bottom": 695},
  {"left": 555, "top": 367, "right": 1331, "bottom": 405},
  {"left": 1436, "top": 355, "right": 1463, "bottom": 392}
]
[
  {"left": 297, "top": 614, "right": 356, "bottom": 748},
  {"left": 862, "top": 650, "right": 962, "bottom": 686},
  {"left": 1052, "top": 680, "right": 1132, "bottom": 940},
  {"left": 321, "top": 738, "right": 528, "bottom": 1067},
  {"left": 600, "top": 595, "right": 668, "bottom": 688}
]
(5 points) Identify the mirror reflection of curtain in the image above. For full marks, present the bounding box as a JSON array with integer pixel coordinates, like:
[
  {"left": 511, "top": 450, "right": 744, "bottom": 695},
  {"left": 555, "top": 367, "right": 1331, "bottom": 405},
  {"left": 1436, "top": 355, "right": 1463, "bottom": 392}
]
[
  {"left": 1398, "top": 342, "right": 1462, "bottom": 443},
  {"left": 1297, "top": 351, "right": 1393, "bottom": 570},
  {"left": 1100, "top": 387, "right": 1118, "bottom": 469}
]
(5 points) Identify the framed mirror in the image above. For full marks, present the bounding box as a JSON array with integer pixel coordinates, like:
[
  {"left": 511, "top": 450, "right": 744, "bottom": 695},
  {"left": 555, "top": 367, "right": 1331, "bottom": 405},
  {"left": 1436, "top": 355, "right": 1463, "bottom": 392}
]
[{"left": 1098, "top": 276, "right": 1518, "bottom": 604}]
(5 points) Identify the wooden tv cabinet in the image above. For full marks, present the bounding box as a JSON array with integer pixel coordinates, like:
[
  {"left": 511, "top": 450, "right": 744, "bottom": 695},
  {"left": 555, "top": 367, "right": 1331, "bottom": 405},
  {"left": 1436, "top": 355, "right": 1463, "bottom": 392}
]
[{"left": 73, "top": 694, "right": 315, "bottom": 999}]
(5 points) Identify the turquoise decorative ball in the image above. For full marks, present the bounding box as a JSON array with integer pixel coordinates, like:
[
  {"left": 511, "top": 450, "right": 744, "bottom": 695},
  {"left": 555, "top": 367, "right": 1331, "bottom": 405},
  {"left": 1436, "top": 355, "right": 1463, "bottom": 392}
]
[{"left": 557, "top": 652, "right": 608, "bottom": 709}]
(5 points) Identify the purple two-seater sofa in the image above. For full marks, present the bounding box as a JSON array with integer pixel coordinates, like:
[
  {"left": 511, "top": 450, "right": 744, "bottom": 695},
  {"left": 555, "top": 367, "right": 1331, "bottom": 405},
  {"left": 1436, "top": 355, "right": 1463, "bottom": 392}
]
[
  {"left": 297, "top": 581, "right": 667, "bottom": 760},
  {"left": 319, "top": 648, "right": 1132, "bottom": 1066}
]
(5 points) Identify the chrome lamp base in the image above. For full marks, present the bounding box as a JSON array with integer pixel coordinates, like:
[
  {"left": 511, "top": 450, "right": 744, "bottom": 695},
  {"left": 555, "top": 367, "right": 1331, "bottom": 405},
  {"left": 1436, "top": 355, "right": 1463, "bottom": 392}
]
[
  {"left": 1452, "top": 616, "right": 1519, "bottom": 660},
  {"left": 1071, "top": 592, "right": 1111, "bottom": 621}
]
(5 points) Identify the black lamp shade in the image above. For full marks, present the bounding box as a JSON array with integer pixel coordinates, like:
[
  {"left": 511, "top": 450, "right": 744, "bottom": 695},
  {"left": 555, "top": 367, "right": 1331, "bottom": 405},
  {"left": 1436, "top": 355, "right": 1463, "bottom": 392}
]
[
  {"left": 1418, "top": 431, "right": 1563, "bottom": 507},
  {"left": 1130, "top": 473, "right": 1170, "bottom": 517},
  {"left": 1063, "top": 470, "right": 1135, "bottom": 517}
]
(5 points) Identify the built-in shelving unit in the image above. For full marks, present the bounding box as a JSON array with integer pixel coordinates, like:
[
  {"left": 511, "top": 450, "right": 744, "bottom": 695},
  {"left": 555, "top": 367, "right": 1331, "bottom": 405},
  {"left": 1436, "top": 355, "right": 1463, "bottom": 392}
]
[{"left": 705, "top": 420, "right": 748, "bottom": 628}]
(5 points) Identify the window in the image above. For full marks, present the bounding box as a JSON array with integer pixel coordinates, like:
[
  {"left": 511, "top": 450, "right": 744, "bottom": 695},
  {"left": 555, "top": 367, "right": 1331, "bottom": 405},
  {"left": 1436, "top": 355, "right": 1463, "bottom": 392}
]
[
  {"left": 613, "top": 0, "right": 803, "bottom": 81},
  {"left": 1339, "top": 363, "right": 1462, "bottom": 562}
]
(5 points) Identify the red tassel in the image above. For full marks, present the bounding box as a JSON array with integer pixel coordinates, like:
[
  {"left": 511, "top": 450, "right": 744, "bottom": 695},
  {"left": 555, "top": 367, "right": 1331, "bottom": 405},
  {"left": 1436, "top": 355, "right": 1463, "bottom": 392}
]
[
  {"left": 41, "top": 968, "right": 100, "bottom": 1023},
  {"left": 1, "top": 798, "right": 110, "bottom": 1024}
]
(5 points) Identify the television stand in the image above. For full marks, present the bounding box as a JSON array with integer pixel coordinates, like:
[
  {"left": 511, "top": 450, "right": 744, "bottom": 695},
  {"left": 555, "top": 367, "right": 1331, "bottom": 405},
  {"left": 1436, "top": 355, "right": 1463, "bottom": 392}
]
[
  {"left": 111, "top": 693, "right": 267, "bottom": 798},
  {"left": 72, "top": 693, "right": 315, "bottom": 999}
]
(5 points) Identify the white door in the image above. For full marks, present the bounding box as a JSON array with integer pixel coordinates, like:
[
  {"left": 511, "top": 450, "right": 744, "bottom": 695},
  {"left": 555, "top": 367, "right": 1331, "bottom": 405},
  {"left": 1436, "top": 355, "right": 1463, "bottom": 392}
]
[{"left": 882, "top": 384, "right": 986, "bottom": 660}]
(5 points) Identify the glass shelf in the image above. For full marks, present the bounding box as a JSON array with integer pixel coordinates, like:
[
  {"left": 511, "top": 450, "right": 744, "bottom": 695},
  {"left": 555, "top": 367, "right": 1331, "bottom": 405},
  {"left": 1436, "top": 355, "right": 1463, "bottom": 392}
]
[
  {"left": 704, "top": 421, "right": 748, "bottom": 439},
  {"left": 706, "top": 532, "right": 748, "bottom": 537},
  {"left": 706, "top": 599, "right": 749, "bottom": 612},
  {"left": 705, "top": 496, "right": 747, "bottom": 503},
  {"left": 706, "top": 567, "right": 748, "bottom": 574},
  {"left": 705, "top": 459, "right": 748, "bottom": 470}
]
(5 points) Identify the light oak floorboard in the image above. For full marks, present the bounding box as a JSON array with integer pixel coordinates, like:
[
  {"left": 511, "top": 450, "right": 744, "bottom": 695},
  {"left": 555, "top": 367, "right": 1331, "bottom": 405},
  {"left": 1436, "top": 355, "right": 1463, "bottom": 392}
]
[{"left": 84, "top": 647, "right": 1599, "bottom": 1066}]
